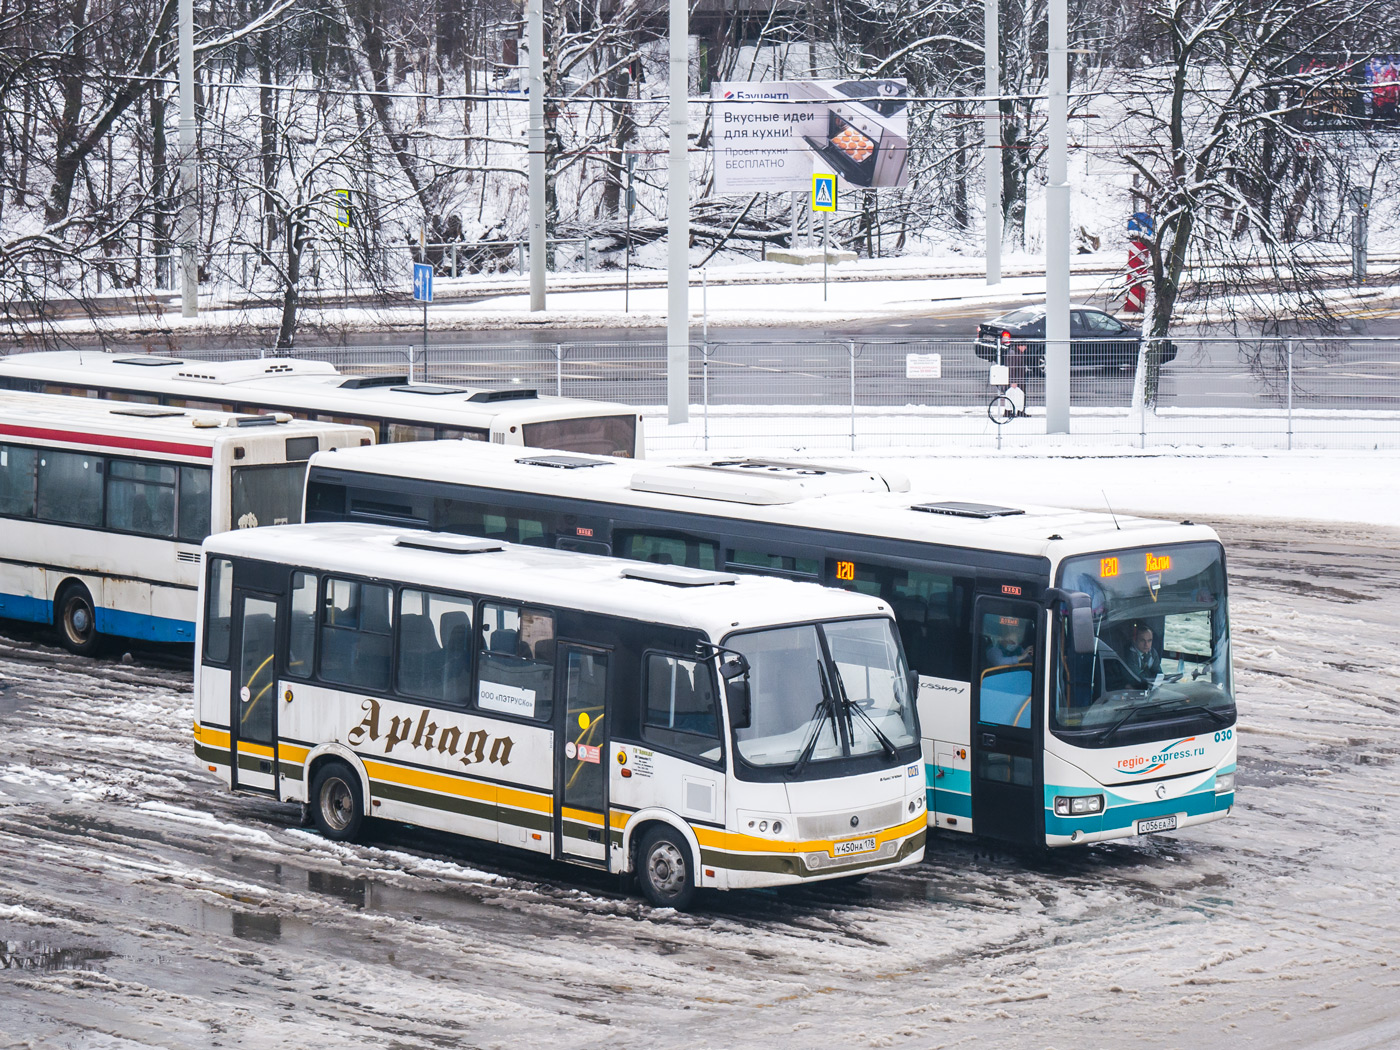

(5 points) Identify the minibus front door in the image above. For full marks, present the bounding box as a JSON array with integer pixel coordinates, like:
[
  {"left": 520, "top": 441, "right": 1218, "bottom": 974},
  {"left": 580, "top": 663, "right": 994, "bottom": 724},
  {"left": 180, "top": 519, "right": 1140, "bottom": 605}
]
[
  {"left": 555, "top": 644, "right": 611, "bottom": 865},
  {"left": 230, "top": 592, "right": 281, "bottom": 795}
]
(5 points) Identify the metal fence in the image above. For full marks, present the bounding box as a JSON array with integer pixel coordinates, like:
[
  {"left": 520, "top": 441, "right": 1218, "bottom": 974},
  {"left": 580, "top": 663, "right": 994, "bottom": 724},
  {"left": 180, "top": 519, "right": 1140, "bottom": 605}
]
[{"left": 173, "top": 337, "right": 1400, "bottom": 453}]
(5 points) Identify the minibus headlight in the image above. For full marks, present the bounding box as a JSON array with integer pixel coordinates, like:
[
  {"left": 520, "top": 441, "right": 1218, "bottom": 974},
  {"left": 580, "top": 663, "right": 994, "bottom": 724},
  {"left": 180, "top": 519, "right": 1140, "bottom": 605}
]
[
  {"left": 1215, "top": 772, "right": 1235, "bottom": 794},
  {"left": 1054, "top": 794, "right": 1104, "bottom": 816}
]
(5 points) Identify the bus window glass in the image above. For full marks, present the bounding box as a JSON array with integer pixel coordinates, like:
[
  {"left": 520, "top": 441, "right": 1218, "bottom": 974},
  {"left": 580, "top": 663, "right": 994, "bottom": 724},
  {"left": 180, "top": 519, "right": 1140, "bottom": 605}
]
[
  {"left": 287, "top": 572, "right": 316, "bottom": 678},
  {"left": 615, "top": 529, "right": 718, "bottom": 570},
  {"left": 319, "top": 577, "right": 392, "bottom": 692},
  {"left": 728, "top": 549, "right": 820, "bottom": 577},
  {"left": 477, "top": 603, "right": 554, "bottom": 720},
  {"left": 105, "top": 459, "right": 176, "bottom": 537},
  {"left": 522, "top": 416, "right": 636, "bottom": 458},
  {"left": 318, "top": 414, "right": 380, "bottom": 440},
  {"left": 232, "top": 464, "right": 307, "bottom": 529},
  {"left": 284, "top": 437, "right": 319, "bottom": 462},
  {"left": 204, "top": 558, "right": 233, "bottom": 663},
  {"left": 978, "top": 612, "right": 1035, "bottom": 727},
  {"left": 0, "top": 444, "right": 37, "bottom": 517},
  {"left": 37, "top": 451, "right": 104, "bottom": 526},
  {"left": 643, "top": 654, "right": 722, "bottom": 761},
  {"left": 397, "top": 589, "right": 474, "bottom": 704},
  {"left": 435, "top": 427, "right": 487, "bottom": 442},
  {"left": 177, "top": 465, "right": 212, "bottom": 542},
  {"left": 435, "top": 498, "right": 553, "bottom": 546},
  {"left": 389, "top": 423, "right": 435, "bottom": 442},
  {"left": 729, "top": 625, "right": 840, "bottom": 767},
  {"left": 823, "top": 618, "right": 919, "bottom": 753},
  {"left": 832, "top": 561, "right": 970, "bottom": 681}
]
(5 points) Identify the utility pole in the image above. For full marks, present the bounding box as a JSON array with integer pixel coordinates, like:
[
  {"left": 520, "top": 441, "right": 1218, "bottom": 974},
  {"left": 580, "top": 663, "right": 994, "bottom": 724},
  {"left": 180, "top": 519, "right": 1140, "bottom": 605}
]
[
  {"left": 1043, "top": 0, "right": 1070, "bottom": 433},
  {"left": 528, "top": 0, "right": 546, "bottom": 311},
  {"left": 178, "top": 0, "right": 198, "bottom": 318},
  {"left": 666, "top": 0, "right": 689, "bottom": 424},
  {"left": 984, "top": 0, "right": 1001, "bottom": 286}
]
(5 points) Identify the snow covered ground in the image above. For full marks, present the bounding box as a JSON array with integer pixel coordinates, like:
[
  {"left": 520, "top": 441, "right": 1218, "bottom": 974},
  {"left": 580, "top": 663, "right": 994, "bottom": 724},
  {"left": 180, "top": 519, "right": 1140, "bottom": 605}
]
[{"left": 2, "top": 459, "right": 1399, "bottom": 1048}]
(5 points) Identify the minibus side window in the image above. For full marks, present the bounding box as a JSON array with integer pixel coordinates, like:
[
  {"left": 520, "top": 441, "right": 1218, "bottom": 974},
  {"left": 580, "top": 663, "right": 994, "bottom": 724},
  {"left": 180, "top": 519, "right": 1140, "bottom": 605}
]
[
  {"left": 476, "top": 603, "right": 555, "bottom": 720},
  {"left": 396, "top": 589, "right": 475, "bottom": 705},
  {"left": 319, "top": 577, "right": 393, "bottom": 692},
  {"left": 286, "top": 572, "right": 316, "bottom": 678},
  {"left": 204, "top": 559, "right": 233, "bottom": 663},
  {"left": 643, "top": 654, "right": 722, "bottom": 763}
]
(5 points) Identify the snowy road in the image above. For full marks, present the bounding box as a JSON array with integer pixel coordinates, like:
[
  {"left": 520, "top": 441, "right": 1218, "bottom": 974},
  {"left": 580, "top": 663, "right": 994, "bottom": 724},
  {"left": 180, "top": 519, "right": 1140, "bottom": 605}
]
[{"left": 2, "top": 518, "right": 1399, "bottom": 1049}]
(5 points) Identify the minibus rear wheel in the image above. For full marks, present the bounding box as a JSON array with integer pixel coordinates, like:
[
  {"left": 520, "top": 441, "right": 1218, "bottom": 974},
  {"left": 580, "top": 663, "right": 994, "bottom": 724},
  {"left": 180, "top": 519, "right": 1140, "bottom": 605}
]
[{"left": 311, "top": 761, "right": 364, "bottom": 842}]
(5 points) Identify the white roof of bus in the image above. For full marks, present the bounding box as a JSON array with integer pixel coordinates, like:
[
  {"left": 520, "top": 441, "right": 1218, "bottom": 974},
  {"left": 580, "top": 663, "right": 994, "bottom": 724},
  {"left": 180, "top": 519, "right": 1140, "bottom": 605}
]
[
  {"left": 0, "top": 351, "right": 637, "bottom": 425},
  {"left": 0, "top": 390, "right": 372, "bottom": 449},
  {"left": 205, "top": 522, "right": 892, "bottom": 639},
  {"left": 309, "top": 440, "right": 1221, "bottom": 562}
]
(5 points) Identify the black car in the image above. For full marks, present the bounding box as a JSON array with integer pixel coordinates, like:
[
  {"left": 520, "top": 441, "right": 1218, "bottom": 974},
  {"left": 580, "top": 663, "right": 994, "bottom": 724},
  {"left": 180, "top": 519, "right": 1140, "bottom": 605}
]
[{"left": 973, "top": 304, "right": 1176, "bottom": 373}]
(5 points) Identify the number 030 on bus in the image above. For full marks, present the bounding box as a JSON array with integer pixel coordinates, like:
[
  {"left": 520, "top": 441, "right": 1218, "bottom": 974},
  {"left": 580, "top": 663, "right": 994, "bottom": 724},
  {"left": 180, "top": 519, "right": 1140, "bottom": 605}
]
[{"left": 193, "top": 523, "right": 928, "bottom": 909}]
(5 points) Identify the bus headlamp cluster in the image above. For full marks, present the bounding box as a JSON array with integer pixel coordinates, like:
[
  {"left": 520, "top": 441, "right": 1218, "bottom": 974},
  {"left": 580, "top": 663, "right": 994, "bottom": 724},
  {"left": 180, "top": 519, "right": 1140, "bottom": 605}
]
[
  {"left": 747, "top": 818, "right": 785, "bottom": 836},
  {"left": 1215, "top": 772, "right": 1235, "bottom": 794},
  {"left": 907, "top": 795, "right": 925, "bottom": 814},
  {"left": 1053, "top": 794, "right": 1104, "bottom": 817}
]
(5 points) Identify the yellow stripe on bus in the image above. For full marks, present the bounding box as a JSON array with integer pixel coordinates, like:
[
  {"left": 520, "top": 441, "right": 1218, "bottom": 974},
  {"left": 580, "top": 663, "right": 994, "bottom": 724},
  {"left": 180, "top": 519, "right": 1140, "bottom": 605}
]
[
  {"left": 693, "top": 813, "right": 925, "bottom": 856},
  {"left": 193, "top": 722, "right": 230, "bottom": 749},
  {"left": 562, "top": 806, "right": 605, "bottom": 827}
]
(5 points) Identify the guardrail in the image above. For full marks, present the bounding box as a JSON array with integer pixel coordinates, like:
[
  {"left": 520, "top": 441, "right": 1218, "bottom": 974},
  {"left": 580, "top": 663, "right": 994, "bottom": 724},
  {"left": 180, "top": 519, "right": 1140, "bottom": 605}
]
[{"left": 122, "top": 337, "right": 1400, "bottom": 453}]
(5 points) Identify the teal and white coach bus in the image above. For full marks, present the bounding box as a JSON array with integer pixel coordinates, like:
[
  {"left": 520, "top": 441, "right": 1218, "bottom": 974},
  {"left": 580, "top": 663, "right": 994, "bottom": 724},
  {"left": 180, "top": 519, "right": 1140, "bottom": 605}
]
[
  {"left": 300, "top": 442, "right": 1238, "bottom": 850},
  {"left": 193, "top": 522, "right": 927, "bottom": 908}
]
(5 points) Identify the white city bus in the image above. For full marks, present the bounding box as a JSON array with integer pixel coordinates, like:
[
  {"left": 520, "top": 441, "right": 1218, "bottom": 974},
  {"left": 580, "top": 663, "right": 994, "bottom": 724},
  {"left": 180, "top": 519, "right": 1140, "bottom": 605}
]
[
  {"left": 193, "top": 522, "right": 927, "bottom": 908},
  {"left": 303, "top": 442, "right": 1238, "bottom": 850},
  {"left": 0, "top": 350, "right": 643, "bottom": 458},
  {"left": 0, "top": 391, "right": 371, "bottom": 651}
]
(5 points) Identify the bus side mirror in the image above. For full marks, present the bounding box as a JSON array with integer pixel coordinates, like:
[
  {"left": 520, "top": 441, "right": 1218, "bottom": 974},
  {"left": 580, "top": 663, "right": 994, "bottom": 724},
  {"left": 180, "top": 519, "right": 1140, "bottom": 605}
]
[
  {"left": 725, "top": 679, "right": 751, "bottom": 731},
  {"left": 1046, "top": 588, "right": 1095, "bottom": 654},
  {"left": 719, "top": 654, "right": 751, "bottom": 729}
]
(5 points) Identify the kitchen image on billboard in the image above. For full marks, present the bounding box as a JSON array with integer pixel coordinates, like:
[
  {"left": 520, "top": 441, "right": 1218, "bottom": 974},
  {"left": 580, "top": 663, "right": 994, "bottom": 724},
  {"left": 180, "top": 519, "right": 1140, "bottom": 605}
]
[{"left": 795, "top": 80, "right": 909, "bottom": 188}]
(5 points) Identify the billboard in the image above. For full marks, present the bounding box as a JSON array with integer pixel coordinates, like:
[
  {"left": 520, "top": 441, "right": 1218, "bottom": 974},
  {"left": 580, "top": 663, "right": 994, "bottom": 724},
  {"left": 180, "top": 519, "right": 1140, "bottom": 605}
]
[
  {"left": 1293, "top": 55, "right": 1400, "bottom": 130},
  {"left": 712, "top": 79, "right": 910, "bottom": 194}
]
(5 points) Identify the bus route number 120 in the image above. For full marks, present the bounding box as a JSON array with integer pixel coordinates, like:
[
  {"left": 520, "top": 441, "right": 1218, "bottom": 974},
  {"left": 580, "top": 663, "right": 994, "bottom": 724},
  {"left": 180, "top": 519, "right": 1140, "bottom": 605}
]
[{"left": 836, "top": 561, "right": 856, "bottom": 581}]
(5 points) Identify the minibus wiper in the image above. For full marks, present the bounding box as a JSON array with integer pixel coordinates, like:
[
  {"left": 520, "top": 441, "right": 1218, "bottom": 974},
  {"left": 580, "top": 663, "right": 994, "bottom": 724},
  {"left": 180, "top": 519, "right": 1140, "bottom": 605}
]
[
  {"left": 829, "top": 661, "right": 897, "bottom": 759},
  {"left": 791, "top": 661, "right": 839, "bottom": 776}
]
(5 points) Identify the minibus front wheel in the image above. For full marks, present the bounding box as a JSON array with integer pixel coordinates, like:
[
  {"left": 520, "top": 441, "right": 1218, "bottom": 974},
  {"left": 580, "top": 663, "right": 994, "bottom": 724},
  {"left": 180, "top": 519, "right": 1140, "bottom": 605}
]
[{"left": 637, "top": 826, "right": 696, "bottom": 910}]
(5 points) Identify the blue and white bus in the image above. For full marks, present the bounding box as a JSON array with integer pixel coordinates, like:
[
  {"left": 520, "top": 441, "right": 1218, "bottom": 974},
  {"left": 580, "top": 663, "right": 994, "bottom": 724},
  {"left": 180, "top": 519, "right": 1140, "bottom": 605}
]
[
  {"left": 301, "top": 442, "right": 1238, "bottom": 850},
  {"left": 0, "top": 391, "right": 370, "bottom": 651}
]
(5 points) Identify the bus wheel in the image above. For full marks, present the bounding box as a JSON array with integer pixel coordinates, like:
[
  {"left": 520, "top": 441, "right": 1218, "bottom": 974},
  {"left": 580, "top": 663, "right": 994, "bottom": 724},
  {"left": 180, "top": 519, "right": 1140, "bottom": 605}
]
[
  {"left": 54, "top": 582, "right": 99, "bottom": 656},
  {"left": 311, "top": 761, "right": 364, "bottom": 842},
  {"left": 637, "top": 827, "right": 696, "bottom": 910}
]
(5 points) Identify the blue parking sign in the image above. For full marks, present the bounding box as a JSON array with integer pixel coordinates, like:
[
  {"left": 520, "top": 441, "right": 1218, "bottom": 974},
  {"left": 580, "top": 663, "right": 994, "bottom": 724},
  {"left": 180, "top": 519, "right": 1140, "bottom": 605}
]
[{"left": 413, "top": 263, "right": 434, "bottom": 303}]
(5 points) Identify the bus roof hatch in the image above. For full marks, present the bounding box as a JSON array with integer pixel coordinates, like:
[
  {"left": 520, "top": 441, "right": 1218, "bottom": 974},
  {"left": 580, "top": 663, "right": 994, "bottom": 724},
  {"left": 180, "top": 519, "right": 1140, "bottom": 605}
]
[
  {"left": 394, "top": 534, "right": 506, "bottom": 555},
  {"left": 621, "top": 564, "right": 739, "bottom": 587},
  {"left": 629, "top": 459, "right": 904, "bottom": 505}
]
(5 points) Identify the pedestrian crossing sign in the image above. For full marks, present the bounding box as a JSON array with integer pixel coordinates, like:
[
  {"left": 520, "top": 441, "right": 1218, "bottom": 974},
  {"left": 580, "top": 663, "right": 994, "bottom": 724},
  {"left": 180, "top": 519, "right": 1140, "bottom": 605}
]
[{"left": 812, "top": 173, "right": 837, "bottom": 212}]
